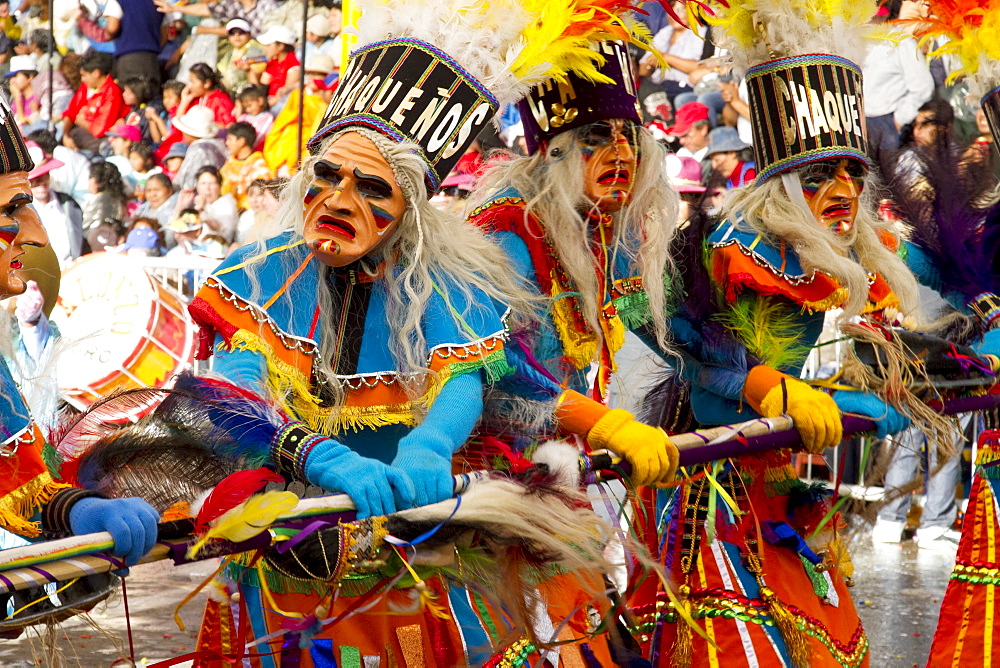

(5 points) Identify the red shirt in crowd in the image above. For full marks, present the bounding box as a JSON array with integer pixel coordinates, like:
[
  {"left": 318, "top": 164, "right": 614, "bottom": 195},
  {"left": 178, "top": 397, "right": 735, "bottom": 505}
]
[
  {"left": 194, "top": 89, "right": 235, "bottom": 127},
  {"left": 65, "top": 76, "right": 128, "bottom": 139},
  {"left": 726, "top": 161, "right": 756, "bottom": 189},
  {"left": 265, "top": 52, "right": 299, "bottom": 97}
]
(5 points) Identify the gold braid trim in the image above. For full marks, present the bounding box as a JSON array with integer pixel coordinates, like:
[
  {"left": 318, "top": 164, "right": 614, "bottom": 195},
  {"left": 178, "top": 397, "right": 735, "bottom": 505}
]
[
  {"left": 802, "top": 287, "right": 850, "bottom": 313},
  {"left": 225, "top": 328, "right": 321, "bottom": 418},
  {"left": 225, "top": 328, "right": 446, "bottom": 436},
  {"left": 0, "top": 474, "right": 70, "bottom": 538},
  {"left": 550, "top": 276, "right": 598, "bottom": 370}
]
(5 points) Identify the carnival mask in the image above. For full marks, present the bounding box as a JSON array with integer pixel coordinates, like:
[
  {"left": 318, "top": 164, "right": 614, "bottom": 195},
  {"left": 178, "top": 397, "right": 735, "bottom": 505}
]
[
  {"left": 799, "top": 158, "right": 866, "bottom": 235},
  {"left": 0, "top": 171, "right": 46, "bottom": 299},
  {"left": 303, "top": 132, "right": 407, "bottom": 268},
  {"left": 577, "top": 119, "right": 638, "bottom": 213}
]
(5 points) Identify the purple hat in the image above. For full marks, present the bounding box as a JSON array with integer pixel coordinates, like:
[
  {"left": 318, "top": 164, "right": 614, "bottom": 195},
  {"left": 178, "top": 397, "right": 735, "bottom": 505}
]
[{"left": 517, "top": 41, "right": 641, "bottom": 156}]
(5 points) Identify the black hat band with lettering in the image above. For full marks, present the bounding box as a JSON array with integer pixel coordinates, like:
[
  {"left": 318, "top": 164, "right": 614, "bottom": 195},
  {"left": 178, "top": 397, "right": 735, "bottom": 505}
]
[
  {"left": 308, "top": 38, "right": 498, "bottom": 193},
  {"left": 0, "top": 96, "right": 33, "bottom": 175},
  {"left": 745, "top": 54, "right": 868, "bottom": 183},
  {"left": 517, "top": 41, "right": 641, "bottom": 156}
]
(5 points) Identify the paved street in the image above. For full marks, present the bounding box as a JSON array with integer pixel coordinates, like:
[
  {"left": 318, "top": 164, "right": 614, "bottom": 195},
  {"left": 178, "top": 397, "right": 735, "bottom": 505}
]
[{"left": 0, "top": 529, "right": 957, "bottom": 666}]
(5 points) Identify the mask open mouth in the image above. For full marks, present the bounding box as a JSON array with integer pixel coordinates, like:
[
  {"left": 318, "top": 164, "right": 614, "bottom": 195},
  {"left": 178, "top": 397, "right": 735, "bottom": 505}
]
[
  {"left": 598, "top": 168, "right": 630, "bottom": 185},
  {"left": 9, "top": 260, "right": 22, "bottom": 269},
  {"left": 316, "top": 216, "right": 357, "bottom": 240},
  {"left": 822, "top": 201, "right": 852, "bottom": 218}
]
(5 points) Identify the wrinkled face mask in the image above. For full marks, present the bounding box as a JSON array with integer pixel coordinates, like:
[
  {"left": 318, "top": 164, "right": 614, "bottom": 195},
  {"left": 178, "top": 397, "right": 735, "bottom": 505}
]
[
  {"left": 798, "top": 158, "right": 866, "bottom": 235},
  {"left": 303, "top": 132, "right": 407, "bottom": 268},
  {"left": 576, "top": 119, "right": 639, "bottom": 213},
  {"left": 0, "top": 171, "right": 46, "bottom": 298}
]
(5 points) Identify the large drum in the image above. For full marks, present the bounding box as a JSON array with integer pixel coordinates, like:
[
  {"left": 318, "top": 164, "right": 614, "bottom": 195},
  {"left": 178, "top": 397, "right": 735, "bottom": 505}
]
[{"left": 51, "top": 253, "right": 195, "bottom": 419}]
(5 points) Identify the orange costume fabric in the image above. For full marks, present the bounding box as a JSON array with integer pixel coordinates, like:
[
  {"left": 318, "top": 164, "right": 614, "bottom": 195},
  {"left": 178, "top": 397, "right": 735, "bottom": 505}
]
[
  {"left": 627, "top": 216, "right": 881, "bottom": 667},
  {"left": 0, "top": 358, "right": 70, "bottom": 538},
  {"left": 927, "top": 430, "right": 1000, "bottom": 666}
]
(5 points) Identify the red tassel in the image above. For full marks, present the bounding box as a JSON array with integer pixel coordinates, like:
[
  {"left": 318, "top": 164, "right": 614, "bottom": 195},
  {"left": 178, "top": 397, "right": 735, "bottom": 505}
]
[{"left": 194, "top": 467, "right": 285, "bottom": 532}]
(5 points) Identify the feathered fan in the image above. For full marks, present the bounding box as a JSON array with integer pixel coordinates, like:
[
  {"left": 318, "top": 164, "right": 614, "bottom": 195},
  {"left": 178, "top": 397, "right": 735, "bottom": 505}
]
[{"left": 881, "top": 145, "right": 1000, "bottom": 333}]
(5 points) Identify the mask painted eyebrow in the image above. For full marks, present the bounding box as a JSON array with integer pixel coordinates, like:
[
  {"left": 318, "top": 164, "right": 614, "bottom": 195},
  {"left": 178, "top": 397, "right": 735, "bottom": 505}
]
[
  {"left": 353, "top": 168, "right": 391, "bottom": 192},
  {"left": 4, "top": 193, "right": 32, "bottom": 208},
  {"left": 314, "top": 160, "right": 342, "bottom": 178}
]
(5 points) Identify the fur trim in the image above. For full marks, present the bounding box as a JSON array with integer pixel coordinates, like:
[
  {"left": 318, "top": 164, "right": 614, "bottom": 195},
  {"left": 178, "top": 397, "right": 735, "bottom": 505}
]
[{"left": 530, "top": 440, "right": 583, "bottom": 488}]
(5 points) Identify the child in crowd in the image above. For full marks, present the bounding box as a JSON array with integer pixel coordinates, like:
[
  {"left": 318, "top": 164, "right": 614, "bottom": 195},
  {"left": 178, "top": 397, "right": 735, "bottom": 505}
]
[
  {"left": 128, "top": 143, "right": 162, "bottom": 196},
  {"left": 106, "top": 125, "right": 140, "bottom": 189},
  {"left": 6, "top": 55, "right": 40, "bottom": 130},
  {"left": 117, "top": 217, "right": 162, "bottom": 257},
  {"left": 62, "top": 51, "right": 127, "bottom": 153},
  {"left": 219, "top": 19, "right": 266, "bottom": 93},
  {"left": 220, "top": 121, "right": 272, "bottom": 210},
  {"left": 248, "top": 26, "right": 299, "bottom": 114},
  {"left": 233, "top": 177, "right": 282, "bottom": 247},
  {"left": 163, "top": 142, "right": 186, "bottom": 180},
  {"left": 234, "top": 86, "right": 272, "bottom": 151},
  {"left": 166, "top": 208, "right": 226, "bottom": 259},
  {"left": 151, "top": 79, "right": 188, "bottom": 163},
  {"left": 122, "top": 76, "right": 167, "bottom": 145},
  {"left": 162, "top": 80, "right": 184, "bottom": 120}
]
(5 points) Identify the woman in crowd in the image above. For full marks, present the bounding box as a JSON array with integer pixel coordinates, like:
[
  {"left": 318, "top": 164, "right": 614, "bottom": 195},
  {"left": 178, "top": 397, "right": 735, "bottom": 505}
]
[
  {"left": 82, "top": 160, "right": 129, "bottom": 251},
  {"left": 133, "top": 172, "right": 179, "bottom": 237},
  {"left": 176, "top": 165, "right": 238, "bottom": 243}
]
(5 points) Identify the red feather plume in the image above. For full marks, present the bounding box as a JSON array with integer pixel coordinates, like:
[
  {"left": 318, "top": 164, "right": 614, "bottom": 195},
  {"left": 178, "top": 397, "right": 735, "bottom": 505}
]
[{"left": 194, "top": 467, "right": 286, "bottom": 532}]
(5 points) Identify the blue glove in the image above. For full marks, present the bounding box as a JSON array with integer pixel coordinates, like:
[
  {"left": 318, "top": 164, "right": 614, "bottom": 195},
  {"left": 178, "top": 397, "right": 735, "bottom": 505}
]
[
  {"left": 69, "top": 497, "right": 159, "bottom": 567},
  {"left": 303, "top": 439, "right": 415, "bottom": 519},
  {"left": 974, "top": 328, "right": 1000, "bottom": 358},
  {"left": 832, "top": 390, "right": 910, "bottom": 439},
  {"left": 391, "top": 426, "right": 455, "bottom": 508}
]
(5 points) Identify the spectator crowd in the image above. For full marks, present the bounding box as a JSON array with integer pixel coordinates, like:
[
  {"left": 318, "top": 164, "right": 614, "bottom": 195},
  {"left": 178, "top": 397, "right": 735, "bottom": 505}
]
[
  {"left": 2, "top": 0, "right": 342, "bottom": 264},
  {"left": 0, "top": 0, "right": 996, "bottom": 269}
]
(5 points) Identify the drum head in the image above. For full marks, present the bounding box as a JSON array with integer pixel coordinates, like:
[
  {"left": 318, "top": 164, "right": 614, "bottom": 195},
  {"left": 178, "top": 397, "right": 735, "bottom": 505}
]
[
  {"left": 0, "top": 573, "right": 117, "bottom": 637},
  {"left": 52, "top": 253, "right": 194, "bottom": 417}
]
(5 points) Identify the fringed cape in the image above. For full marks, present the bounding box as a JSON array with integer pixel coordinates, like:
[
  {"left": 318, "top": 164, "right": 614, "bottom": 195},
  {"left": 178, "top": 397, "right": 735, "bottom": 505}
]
[
  {"left": 469, "top": 188, "right": 652, "bottom": 399},
  {"left": 0, "top": 358, "right": 70, "bottom": 537},
  {"left": 188, "top": 231, "right": 510, "bottom": 437}
]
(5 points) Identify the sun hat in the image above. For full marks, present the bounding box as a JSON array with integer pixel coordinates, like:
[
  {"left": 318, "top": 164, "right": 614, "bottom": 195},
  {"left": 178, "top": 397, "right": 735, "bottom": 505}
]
[
  {"left": 108, "top": 125, "right": 142, "bottom": 143},
  {"left": 665, "top": 154, "right": 708, "bottom": 193},
  {"left": 25, "top": 141, "right": 63, "bottom": 180},
  {"left": 665, "top": 102, "right": 709, "bottom": 137},
  {"left": 164, "top": 142, "right": 189, "bottom": 160},
  {"left": 306, "top": 14, "right": 331, "bottom": 37},
  {"left": 256, "top": 25, "right": 297, "bottom": 46},
  {"left": 171, "top": 107, "right": 218, "bottom": 139},
  {"left": 705, "top": 126, "right": 751, "bottom": 157},
  {"left": 226, "top": 18, "right": 251, "bottom": 34},
  {"left": 4, "top": 54, "right": 36, "bottom": 77}
]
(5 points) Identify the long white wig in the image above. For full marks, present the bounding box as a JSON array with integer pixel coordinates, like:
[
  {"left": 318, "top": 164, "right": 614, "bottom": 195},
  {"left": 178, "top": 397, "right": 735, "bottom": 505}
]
[
  {"left": 468, "top": 126, "right": 679, "bottom": 353},
  {"left": 245, "top": 128, "right": 537, "bottom": 410},
  {"left": 720, "top": 170, "right": 922, "bottom": 322}
]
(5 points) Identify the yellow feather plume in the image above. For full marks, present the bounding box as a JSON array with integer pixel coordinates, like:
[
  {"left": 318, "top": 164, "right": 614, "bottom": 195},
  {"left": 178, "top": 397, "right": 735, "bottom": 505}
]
[
  {"left": 509, "top": 0, "right": 657, "bottom": 84},
  {"left": 917, "top": 0, "right": 1000, "bottom": 94},
  {"left": 704, "top": 0, "right": 883, "bottom": 71},
  {"left": 187, "top": 490, "right": 299, "bottom": 559}
]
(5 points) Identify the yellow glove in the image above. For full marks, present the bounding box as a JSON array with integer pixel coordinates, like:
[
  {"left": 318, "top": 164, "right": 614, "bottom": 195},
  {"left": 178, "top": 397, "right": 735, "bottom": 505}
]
[
  {"left": 587, "top": 409, "right": 679, "bottom": 486},
  {"left": 743, "top": 365, "right": 842, "bottom": 453}
]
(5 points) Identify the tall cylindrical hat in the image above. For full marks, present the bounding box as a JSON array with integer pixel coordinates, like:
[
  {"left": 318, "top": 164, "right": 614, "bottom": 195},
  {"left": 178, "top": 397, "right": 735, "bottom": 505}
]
[
  {"left": 307, "top": 0, "right": 666, "bottom": 193},
  {"left": 745, "top": 54, "right": 868, "bottom": 182},
  {"left": 309, "top": 39, "right": 498, "bottom": 193},
  {"left": 0, "top": 96, "right": 33, "bottom": 175},
  {"left": 517, "top": 41, "right": 641, "bottom": 156},
  {"left": 708, "top": 0, "right": 883, "bottom": 182}
]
